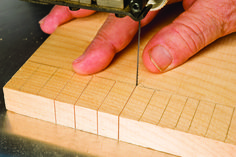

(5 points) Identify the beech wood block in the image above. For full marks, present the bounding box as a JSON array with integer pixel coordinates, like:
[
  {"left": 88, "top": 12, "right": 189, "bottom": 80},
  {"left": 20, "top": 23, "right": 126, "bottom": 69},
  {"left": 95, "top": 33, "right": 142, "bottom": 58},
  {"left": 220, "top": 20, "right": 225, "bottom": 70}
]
[
  {"left": 75, "top": 76, "right": 115, "bottom": 134},
  {"left": 3, "top": 5, "right": 236, "bottom": 156},
  {"left": 55, "top": 74, "right": 92, "bottom": 128},
  {"left": 98, "top": 81, "right": 135, "bottom": 139}
]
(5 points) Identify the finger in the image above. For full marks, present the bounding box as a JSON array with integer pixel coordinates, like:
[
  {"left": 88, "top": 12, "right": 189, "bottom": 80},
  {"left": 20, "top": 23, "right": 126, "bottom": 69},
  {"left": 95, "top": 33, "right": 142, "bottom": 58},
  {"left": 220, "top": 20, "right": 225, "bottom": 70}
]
[
  {"left": 182, "top": 0, "right": 196, "bottom": 10},
  {"left": 73, "top": 11, "right": 159, "bottom": 74},
  {"left": 142, "top": 0, "right": 226, "bottom": 73},
  {"left": 39, "top": 5, "right": 95, "bottom": 34}
]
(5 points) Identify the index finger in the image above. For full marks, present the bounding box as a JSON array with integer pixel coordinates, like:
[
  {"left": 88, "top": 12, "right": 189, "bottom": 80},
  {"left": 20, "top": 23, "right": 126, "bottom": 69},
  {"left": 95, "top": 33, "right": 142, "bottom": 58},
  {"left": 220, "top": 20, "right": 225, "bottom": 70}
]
[{"left": 73, "top": 11, "right": 158, "bottom": 74}]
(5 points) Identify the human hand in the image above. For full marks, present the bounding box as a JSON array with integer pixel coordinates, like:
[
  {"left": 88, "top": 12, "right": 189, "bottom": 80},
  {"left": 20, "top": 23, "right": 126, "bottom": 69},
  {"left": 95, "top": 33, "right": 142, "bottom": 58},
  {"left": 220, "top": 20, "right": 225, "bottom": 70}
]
[
  {"left": 40, "top": 0, "right": 236, "bottom": 74},
  {"left": 39, "top": 5, "right": 96, "bottom": 34}
]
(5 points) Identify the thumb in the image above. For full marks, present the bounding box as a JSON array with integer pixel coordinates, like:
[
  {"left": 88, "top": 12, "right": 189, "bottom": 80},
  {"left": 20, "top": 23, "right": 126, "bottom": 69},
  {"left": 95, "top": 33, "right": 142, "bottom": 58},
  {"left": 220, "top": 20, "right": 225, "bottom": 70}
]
[{"left": 142, "top": 0, "right": 227, "bottom": 73}]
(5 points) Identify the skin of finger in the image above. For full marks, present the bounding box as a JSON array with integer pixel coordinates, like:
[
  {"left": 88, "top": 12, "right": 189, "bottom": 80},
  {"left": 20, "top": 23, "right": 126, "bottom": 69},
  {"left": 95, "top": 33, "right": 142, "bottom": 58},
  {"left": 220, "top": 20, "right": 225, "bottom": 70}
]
[
  {"left": 73, "top": 12, "right": 159, "bottom": 74},
  {"left": 72, "top": 0, "right": 183, "bottom": 75},
  {"left": 69, "top": 9, "right": 96, "bottom": 18},
  {"left": 40, "top": 5, "right": 72, "bottom": 34},
  {"left": 71, "top": 0, "right": 195, "bottom": 75},
  {"left": 218, "top": 0, "right": 236, "bottom": 34},
  {"left": 40, "top": 6, "right": 95, "bottom": 34},
  {"left": 142, "top": 0, "right": 233, "bottom": 73},
  {"left": 182, "top": 0, "right": 196, "bottom": 10}
]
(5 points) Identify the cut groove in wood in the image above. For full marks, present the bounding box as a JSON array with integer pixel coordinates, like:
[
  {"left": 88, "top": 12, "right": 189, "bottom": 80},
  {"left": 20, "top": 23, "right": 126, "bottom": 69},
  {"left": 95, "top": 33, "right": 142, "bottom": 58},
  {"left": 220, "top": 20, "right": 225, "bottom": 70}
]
[
  {"left": 75, "top": 77, "right": 115, "bottom": 134},
  {"left": 206, "top": 105, "right": 234, "bottom": 141},
  {"left": 55, "top": 73, "right": 92, "bottom": 128},
  {"left": 140, "top": 90, "right": 171, "bottom": 125},
  {"left": 226, "top": 109, "right": 236, "bottom": 144},
  {"left": 188, "top": 101, "right": 215, "bottom": 136},
  {"left": 175, "top": 98, "right": 199, "bottom": 132},
  {"left": 158, "top": 95, "right": 187, "bottom": 129},
  {"left": 98, "top": 81, "right": 135, "bottom": 139}
]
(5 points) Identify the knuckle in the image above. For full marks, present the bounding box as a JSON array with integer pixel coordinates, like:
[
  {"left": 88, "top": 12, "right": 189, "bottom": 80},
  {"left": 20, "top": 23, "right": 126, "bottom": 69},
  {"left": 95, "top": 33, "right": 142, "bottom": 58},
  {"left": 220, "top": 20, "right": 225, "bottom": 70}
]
[
  {"left": 209, "top": 0, "right": 236, "bottom": 35},
  {"left": 172, "top": 14, "right": 208, "bottom": 55}
]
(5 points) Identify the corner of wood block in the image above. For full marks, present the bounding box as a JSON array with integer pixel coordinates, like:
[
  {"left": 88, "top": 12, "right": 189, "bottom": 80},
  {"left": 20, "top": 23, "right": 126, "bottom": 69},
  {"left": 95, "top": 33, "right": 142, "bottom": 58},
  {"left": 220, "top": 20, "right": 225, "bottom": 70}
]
[
  {"left": 55, "top": 100, "right": 75, "bottom": 128},
  {"left": 75, "top": 106, "right": 97, "bottom": 134},
  {"left": 4, "top": 87, "right": 55, "bottom": 123},
  {"left": 98, "top": 111, "right": 118, "bottom": 140}
]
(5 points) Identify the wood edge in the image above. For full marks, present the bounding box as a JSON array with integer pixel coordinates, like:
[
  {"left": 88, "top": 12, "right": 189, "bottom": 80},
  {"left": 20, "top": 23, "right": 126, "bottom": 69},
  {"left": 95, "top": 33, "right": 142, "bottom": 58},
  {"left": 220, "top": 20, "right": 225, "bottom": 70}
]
[
  {"left": 98, "top": 111, "right": 119, "bottom": 140},
  {"left": 119, "top": 117, "right": 236, "bottom": 157}
]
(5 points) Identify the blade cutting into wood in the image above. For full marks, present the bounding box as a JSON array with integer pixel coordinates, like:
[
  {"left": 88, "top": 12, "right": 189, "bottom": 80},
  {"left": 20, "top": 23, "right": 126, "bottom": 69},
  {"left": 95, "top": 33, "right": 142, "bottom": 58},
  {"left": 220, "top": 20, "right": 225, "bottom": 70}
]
[{"left": 136, "top": 20, "right": 141, "bottom": 86}]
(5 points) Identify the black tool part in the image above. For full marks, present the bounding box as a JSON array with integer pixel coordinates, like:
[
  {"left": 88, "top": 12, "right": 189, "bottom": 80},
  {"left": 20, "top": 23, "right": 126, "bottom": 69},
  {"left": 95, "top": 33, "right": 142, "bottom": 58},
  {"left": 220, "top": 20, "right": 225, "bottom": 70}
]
[{"left": 21, "top": 0, "right": 152, "bottom": 21}]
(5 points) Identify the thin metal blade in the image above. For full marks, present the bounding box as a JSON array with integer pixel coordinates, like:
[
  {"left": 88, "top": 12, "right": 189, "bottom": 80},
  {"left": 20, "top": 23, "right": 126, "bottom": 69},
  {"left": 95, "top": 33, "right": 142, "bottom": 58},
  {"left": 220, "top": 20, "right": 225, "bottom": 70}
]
[{"left": 136, "top": 20, "right": 141, "bottom": 86}]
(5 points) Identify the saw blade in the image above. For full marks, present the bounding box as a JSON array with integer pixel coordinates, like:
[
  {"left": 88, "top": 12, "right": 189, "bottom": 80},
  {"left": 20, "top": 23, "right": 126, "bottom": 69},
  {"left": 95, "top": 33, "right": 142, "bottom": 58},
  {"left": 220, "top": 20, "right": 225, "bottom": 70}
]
[{"left": 136, "top": 20, "right": 141, "bottom": 86}]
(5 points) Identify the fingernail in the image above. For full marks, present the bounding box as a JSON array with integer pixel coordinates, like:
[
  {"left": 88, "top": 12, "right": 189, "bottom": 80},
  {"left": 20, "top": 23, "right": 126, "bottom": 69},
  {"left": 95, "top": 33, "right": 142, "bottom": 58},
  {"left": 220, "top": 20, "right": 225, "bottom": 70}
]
[
  {"left": 73, "top": 55, "right": 84, "bottom": 64},
  {"left": 39, "top": 16, "right": 47, "bottom": 24},
  {"left": 149, "top": 45, "right": 172, "bottom": 72},
  {"left": 39, "top": 18, "right": 45, "bottom": 24}
]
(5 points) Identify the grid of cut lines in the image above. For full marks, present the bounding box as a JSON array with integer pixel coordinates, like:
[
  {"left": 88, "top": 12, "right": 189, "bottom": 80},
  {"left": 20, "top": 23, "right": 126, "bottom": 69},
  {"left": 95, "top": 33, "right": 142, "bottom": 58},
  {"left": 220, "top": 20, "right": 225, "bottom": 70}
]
[{"left": 5, "top": 61, "right": 236, "bottom": 145}]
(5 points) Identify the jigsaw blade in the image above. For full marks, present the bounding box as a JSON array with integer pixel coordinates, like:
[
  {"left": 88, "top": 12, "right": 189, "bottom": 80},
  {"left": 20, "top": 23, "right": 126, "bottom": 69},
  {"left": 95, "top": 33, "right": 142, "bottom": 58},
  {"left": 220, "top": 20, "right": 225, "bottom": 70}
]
[{"left": 136, "top": 20, "right": 141, "bottom": 86}]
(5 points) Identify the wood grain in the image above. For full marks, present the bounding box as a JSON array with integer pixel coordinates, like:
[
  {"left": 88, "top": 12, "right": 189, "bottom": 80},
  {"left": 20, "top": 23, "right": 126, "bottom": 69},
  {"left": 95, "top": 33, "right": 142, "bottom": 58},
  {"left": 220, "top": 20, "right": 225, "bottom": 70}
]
[
  {"left": 3, "top": 4, "right": 236, "bottom": 156},
  {"left": 55, "top": 74, "right": 92, "bottom": 128},
  {"left": 98, "top": 81, "right": 135, "bottom": 139},
  {"left": 75, "top": 76, "right": 115, "bottom": 134},
  {"left": 188, "top": 101, "right": 215, "bottom": 136},
  {"left": 175, "top": 98, "right": 199, "bottom": 132}
]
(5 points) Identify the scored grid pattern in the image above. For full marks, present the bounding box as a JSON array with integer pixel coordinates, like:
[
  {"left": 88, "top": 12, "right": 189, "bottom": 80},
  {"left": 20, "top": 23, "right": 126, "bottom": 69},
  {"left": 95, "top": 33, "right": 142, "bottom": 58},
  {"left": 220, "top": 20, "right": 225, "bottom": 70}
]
[{"left": 4, "top": 61, "right": 236, "bottom": 146}]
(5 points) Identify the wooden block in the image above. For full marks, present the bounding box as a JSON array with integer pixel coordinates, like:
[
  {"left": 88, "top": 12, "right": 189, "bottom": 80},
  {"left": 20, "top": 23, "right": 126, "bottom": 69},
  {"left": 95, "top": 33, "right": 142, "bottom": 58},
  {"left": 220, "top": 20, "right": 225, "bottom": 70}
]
[
  {"left": 54, "top": 101, "right": 75, "bottom": 128},
  {"left": 119, "top": 118, "right": 236, "bottom": 156},
  {"left": 98, "top": 81, "right": 135, "bottom": 139},
  {"left": 4, "top": 61, "right": 40, "bottom": 112},
  {"left": 140, "top": 91, "right": 171, "bottom": 125},
  {"left": 56, "top": 74, "right": 92, "bottom": 104},
  {"left": 176, "top": 45, "right": 236, "bottom": 106},
  {"left": 3, "top": 6, "right": 236, "bottom": 156},
  {"left": 4, "top": 63, "right": 59, "bottom": 123},
  {"left": 75, "top": 77, "right": 115, "bottom": 134},
  {"left": 119, "top": 86, "right": 154, "bottom": 143},
  {"left": 189, "top": 101, "right": 215, "bottom": 136},
  {"left": 158, "top": 95, "right": 187, "bottom": 129},
  {"left": 55, "top": 74, "right": 92, "bottom": 128},
  {"left": 38, "top": 69, "right": 74, "bottom": 99},
  {"left": 226, "top": 109, "right": 236, "bottom": 144},
  {"left": 206, "top": 105, "right": 234, "bottom": 141},
  {"left": 139, "top": 70, "right": 183, "bottom": 93},
  {"left": 175, "top": 98, "right": 199, "bottom": 132},
  {"left": 3, "top": 88, "right": 55, "bottom": 123},
  {"left": 4, "top": 61, "right": 40, "bottom": 90},
  {"left": 120, "top": 86, "right": 154, "bottom": 120},
  {"left": 36, "top": 68, "right": 75, "bottom": 126},
  {"left": 20, "top": 64, "right": 57, "bottom": 94}
]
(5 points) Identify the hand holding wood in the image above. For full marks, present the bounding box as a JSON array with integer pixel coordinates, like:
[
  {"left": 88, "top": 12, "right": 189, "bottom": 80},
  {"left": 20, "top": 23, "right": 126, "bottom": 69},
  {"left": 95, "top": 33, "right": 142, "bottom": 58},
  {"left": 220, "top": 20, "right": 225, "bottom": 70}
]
[{"left": 40, "top": 0, "right": 236, "bottom": 74}]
